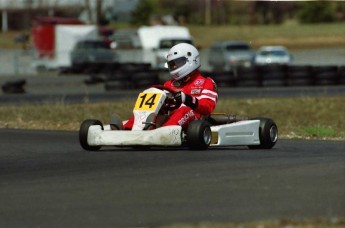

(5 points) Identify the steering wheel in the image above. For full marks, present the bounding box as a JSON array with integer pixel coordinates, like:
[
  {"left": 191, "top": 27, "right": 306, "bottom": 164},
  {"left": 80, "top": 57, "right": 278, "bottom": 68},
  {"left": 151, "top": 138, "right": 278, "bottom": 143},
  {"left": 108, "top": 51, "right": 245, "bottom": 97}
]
[
  {"left": 151, "top": 84, "right": 176, "bottom": 94},
  {"left": 150, "top": 85, "right": 181, "bottom": 111}
]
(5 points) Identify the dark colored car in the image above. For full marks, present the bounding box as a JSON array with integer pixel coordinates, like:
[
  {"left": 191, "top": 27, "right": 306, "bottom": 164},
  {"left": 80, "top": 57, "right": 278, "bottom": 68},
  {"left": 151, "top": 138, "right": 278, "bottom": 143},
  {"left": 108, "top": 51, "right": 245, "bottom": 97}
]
[{"left": 70, "top": 40, "right": 118, "bottom": 67}]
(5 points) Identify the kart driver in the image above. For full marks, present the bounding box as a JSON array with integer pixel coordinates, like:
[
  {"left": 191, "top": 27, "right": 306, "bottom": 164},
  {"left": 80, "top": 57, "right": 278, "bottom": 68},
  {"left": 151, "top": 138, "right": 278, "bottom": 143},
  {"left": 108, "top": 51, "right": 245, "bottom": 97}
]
[{"left": 122, "top": 43, "right": 218, "bottom": 130}]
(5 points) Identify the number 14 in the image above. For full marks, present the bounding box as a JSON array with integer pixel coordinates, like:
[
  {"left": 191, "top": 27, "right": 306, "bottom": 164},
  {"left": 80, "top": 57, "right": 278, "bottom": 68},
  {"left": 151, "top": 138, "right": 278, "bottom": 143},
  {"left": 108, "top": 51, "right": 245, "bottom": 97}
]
[{"left": 138, "top": 93, "right": 157, "bottom": 109}]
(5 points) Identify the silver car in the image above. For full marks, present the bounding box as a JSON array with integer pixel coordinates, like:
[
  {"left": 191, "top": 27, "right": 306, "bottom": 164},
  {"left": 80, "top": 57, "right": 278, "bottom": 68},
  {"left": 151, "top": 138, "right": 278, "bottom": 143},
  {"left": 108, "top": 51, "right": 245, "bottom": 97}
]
[
  {"left": 254, "top": 46, "right": 293, "bottom": 65},
  {"left": 208, "top": 41, "right": 255, "bottom": 71}
]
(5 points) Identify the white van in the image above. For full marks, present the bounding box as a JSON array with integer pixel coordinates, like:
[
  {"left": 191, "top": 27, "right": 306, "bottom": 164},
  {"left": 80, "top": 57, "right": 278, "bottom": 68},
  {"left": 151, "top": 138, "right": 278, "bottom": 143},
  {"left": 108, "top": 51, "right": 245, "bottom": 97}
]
[{"left": 111, "top": 25, "right": 194, "bottom": 69}]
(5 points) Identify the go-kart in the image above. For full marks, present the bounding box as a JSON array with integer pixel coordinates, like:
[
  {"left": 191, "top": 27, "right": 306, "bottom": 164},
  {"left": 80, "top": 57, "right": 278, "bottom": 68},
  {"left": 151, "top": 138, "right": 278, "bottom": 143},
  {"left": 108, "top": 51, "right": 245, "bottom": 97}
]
[{"left": 79, "top": 85, "right": 278, "bottom": 151}]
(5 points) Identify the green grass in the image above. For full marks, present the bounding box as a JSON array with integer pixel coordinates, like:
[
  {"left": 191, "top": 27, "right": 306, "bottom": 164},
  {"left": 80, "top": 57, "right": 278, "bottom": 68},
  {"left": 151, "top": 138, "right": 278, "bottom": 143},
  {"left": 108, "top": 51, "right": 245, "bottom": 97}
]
[
  {"left": 213, "top": 96, "right": 345, "bottom": 140},
  {"left": 0, "top": 31, "right": 27, "bottom": 49},
  {"left": 159, "top": 217, "right": 345, "bottom": 228},
  {"left": 0, "top": 96, "right": 344, "bottom": 140},
  {"left": 304, "top": 126, "right": 336, "bottom": 137},
  {"left": 1, "top": 22, "right": 345, "bottom": 49},
  {"left": 189, "top": 22, "right": 345, "bottom": 49}
]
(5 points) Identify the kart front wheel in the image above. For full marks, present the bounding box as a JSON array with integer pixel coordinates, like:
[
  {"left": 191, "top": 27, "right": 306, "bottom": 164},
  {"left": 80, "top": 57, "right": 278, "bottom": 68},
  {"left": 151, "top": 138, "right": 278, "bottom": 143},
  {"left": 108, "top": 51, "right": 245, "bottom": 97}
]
[
  {"left": 249, "top": 118, "right": 278, "bottom": 149},
  {"left": 79, "top": 119, "right": 103, "bottom": 151},
  {"left": 186, "top": 120, "right": 212, "bottom": 150}
]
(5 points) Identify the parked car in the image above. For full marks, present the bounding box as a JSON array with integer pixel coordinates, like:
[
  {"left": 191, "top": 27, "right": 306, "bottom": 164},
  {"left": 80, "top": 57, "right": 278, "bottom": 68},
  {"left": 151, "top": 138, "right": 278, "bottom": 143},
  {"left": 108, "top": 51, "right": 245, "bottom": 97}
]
[
  {"left": 254, "top": 46, "right": 293, "bottom": 65},
  {"left": 110, "top": 26, "right": 194, "bottom": 69},
  {"left": 70, "top": 39, "right": 118, "bottom": 69},
  {"left": 208, "top": 41, "right": 255, "bottom": 71}
]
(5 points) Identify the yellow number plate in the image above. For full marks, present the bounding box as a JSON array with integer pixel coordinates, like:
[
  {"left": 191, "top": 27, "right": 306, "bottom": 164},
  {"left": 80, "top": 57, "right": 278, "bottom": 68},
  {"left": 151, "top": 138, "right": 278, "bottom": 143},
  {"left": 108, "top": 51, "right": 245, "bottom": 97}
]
[{"left": 134, "top": 92, "right": 162, "bottom": 111}]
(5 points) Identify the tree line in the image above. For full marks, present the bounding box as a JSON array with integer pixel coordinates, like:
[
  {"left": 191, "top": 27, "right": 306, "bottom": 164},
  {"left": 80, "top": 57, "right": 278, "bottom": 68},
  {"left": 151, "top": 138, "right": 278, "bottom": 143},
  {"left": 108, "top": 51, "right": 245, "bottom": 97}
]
[{"left": 129, "top": 0, "right": 345, "bottom": 26}]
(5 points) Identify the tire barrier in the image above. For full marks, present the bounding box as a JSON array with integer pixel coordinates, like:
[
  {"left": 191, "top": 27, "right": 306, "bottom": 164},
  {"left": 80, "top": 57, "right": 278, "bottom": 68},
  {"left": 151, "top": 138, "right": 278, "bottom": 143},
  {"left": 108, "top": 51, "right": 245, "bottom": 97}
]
[
  {"left": 338, "top": 66, "right": 345, "bottom": 85},
  {"left": 286, "top": 65, "right": 313, "bottom": 86},
  {"left": 1, "top": 79, "right": 26, "bottom": 94},
  {"left": 205, "top": 65, "right": 345, "bottom": 88},
  {"left": 104, "top": 70, "right": 132, "bottom": 90},
  {"left": 102, "top": 63, "right": 158, "bottom": 90},
  {"left": 313, "top": 65, "right": 339, "bottom": 86},
  {"left": 233, "top": 67, "right": 261, "bottom": 87},
  {"left": 104, "top": 70, "right": 160, "bottom": 90},
  {"left": 202, "top": 71, "right": 236, "bottom": 87},
  {"left": 70, "top": 63, "right": 345, "bottom": 90},
  {"left": 131, "top": 71, "right": 160, "bottom": 89},
  {"left": 260, "top": 65, "right": 287, "bottom": 87}
]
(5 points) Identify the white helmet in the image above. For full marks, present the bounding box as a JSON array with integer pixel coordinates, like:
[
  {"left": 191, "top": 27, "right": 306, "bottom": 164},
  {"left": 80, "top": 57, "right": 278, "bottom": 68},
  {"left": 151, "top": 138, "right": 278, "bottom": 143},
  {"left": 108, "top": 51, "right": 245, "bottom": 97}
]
[{"left": 166, "top": 43, "right": 201, "bottom": 81}]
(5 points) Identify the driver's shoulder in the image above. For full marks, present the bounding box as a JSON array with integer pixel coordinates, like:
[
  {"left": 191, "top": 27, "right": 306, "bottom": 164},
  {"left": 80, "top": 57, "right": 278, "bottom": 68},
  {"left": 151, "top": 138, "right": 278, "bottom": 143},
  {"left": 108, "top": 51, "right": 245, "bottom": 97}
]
[
  {"left": 196, "top": 75, "right": 216, "bottom": 88},
  {"left": 163, "top": 80, "right": 173, "bottom": 87}
]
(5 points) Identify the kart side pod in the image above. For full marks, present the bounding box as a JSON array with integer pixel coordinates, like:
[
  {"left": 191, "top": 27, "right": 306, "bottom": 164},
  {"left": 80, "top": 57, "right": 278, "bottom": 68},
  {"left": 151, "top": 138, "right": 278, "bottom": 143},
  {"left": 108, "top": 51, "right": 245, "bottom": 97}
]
[{"left": 209, "top": 118, "right": 277, "bottom": 149}]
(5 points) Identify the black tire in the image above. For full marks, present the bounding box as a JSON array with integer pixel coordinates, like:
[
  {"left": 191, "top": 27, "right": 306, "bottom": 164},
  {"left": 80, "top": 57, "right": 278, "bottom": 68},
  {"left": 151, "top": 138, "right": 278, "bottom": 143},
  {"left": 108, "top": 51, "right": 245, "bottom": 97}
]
[
  {"left": 1, "top": 79, "right": 26, "bottom": 94},
  {"left": 79, "top": 119, "right": 103, "bottom": 151},
  {"left": 211, "top": 71, "right": 236, "bottom": 87},
  {"left": 186, "top": 120, "right": 212, "bottom": 150},
  {"left": 248, "top": 118, "right": 278, "bottom": 149},
  {"left": 131, "top": 71, "right": 159, "bottom": 89},
  {"left": 259, "top": 65, "right": 287, "bottom": 87},
  {"left": 313, "top": 66, "right": 338, "bottom": 86},
  {"left": 235, "top": 66, "right": 261, "bottom": 87},
  {"left": 104, "top": 81, "right": 130, "bottom": 91},
  {"left": 286, "top": 65, "right": 313, "bottom": 86},
  {"left": 337, "top": 66, "right": 345, "bottom": 84}
]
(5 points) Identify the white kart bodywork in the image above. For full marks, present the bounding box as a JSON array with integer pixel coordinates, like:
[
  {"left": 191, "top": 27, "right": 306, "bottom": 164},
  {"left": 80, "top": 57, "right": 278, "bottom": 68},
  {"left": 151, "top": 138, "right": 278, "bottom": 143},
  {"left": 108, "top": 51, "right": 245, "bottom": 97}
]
[
  {"left": 210, "top": 120, "right": 260, "bottom": 147},
  {"left": 86, "top": 119, "right": 260, "bottom": 147},
  {"left": 88, "top": 125, "right": 183, "bottom": 146}
]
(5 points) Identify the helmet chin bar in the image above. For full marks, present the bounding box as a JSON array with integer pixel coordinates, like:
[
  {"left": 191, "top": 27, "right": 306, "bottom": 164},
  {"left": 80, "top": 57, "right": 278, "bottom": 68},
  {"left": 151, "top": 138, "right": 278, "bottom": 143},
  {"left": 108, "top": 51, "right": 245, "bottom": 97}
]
[{"left": 172, "top": 70, "right": 197, "bottom": 84}]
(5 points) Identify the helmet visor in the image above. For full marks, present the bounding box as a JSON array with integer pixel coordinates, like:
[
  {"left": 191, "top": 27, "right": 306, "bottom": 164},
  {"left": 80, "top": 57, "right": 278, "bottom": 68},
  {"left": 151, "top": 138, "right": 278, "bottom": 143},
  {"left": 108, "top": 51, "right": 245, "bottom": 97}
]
[{"left": 167, "top": 57, "right": 187, "bottom": 71}]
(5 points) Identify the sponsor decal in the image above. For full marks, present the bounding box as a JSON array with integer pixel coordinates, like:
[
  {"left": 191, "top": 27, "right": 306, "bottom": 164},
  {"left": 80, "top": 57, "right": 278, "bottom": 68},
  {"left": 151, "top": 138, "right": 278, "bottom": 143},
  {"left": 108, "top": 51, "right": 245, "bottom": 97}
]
[
  {"left": 194, "top": 79, "right": 204, "bottom": 86},
  {"left": 178, "top": 110, "right": 195, "bottom": 126},
  {"left": 169, "top": 128, "right": 181, "bottom": 143},
  {"left": 191, "top": 88, "right": 201, "bottom": 94}
]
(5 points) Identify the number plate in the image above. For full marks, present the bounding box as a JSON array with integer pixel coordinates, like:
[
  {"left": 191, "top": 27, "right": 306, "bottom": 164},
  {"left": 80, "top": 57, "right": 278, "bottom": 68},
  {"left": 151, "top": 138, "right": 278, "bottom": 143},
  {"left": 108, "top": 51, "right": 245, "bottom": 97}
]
[{"left": 134, "top": 92, "right": 162, "bottom": 111}]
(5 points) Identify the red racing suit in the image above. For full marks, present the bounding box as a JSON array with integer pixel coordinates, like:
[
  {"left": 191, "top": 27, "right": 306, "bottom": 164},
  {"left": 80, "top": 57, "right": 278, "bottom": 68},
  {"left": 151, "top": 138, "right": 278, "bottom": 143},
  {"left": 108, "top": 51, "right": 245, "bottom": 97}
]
[{"left": 123, "top": 70, "right": 218, "bottom": 129}]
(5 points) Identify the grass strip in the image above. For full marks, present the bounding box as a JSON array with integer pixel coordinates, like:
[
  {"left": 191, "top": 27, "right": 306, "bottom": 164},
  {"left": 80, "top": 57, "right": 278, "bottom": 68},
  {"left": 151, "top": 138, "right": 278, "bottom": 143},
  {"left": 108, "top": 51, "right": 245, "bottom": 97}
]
[
  {"left": 189, "top": 23, "right": 345, "bottom": 49},
  {"left": 0, "top": 96, "right": 344, "bottom": 140},
  {"left": 2, "top": 23, "right": 345, "bottom": 49},
  {"left": 158, "top": 217, "right": 345, "bottom": 228}
]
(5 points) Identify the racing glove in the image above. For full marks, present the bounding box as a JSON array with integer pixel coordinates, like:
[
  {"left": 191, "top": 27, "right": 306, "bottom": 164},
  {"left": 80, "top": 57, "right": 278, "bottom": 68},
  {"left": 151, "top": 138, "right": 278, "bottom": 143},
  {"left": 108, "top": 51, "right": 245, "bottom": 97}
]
[{"left": 174, "top": 91, "right": 198, "bottom": 110}]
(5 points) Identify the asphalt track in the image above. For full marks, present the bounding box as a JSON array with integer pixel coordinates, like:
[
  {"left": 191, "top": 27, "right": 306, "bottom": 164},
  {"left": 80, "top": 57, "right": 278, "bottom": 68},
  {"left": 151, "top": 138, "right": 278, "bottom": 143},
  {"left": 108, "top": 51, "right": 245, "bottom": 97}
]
[{"left": 0, "top": 129, "right": 344, "bottom": 227}]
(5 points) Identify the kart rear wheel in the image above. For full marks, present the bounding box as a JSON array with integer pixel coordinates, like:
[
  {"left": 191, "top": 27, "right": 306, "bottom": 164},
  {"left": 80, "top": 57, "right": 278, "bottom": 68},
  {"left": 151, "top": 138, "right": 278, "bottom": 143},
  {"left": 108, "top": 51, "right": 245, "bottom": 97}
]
[
  {"left": 79, "top": 119, "right": 103, "bottom": 151},
  {"left": 248, "top": 118, "right": 278, "bottom": 149},
  {"left": 186, "top": 120, "right": 212, "bottom": 150}
]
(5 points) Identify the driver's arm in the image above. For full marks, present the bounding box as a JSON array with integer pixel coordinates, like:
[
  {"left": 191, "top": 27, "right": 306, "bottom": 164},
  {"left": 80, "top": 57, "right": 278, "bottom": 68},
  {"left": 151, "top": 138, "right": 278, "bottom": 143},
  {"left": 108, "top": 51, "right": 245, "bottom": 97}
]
[{"left": 175, "top": 78, "right": 218, "bottom": 115}]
